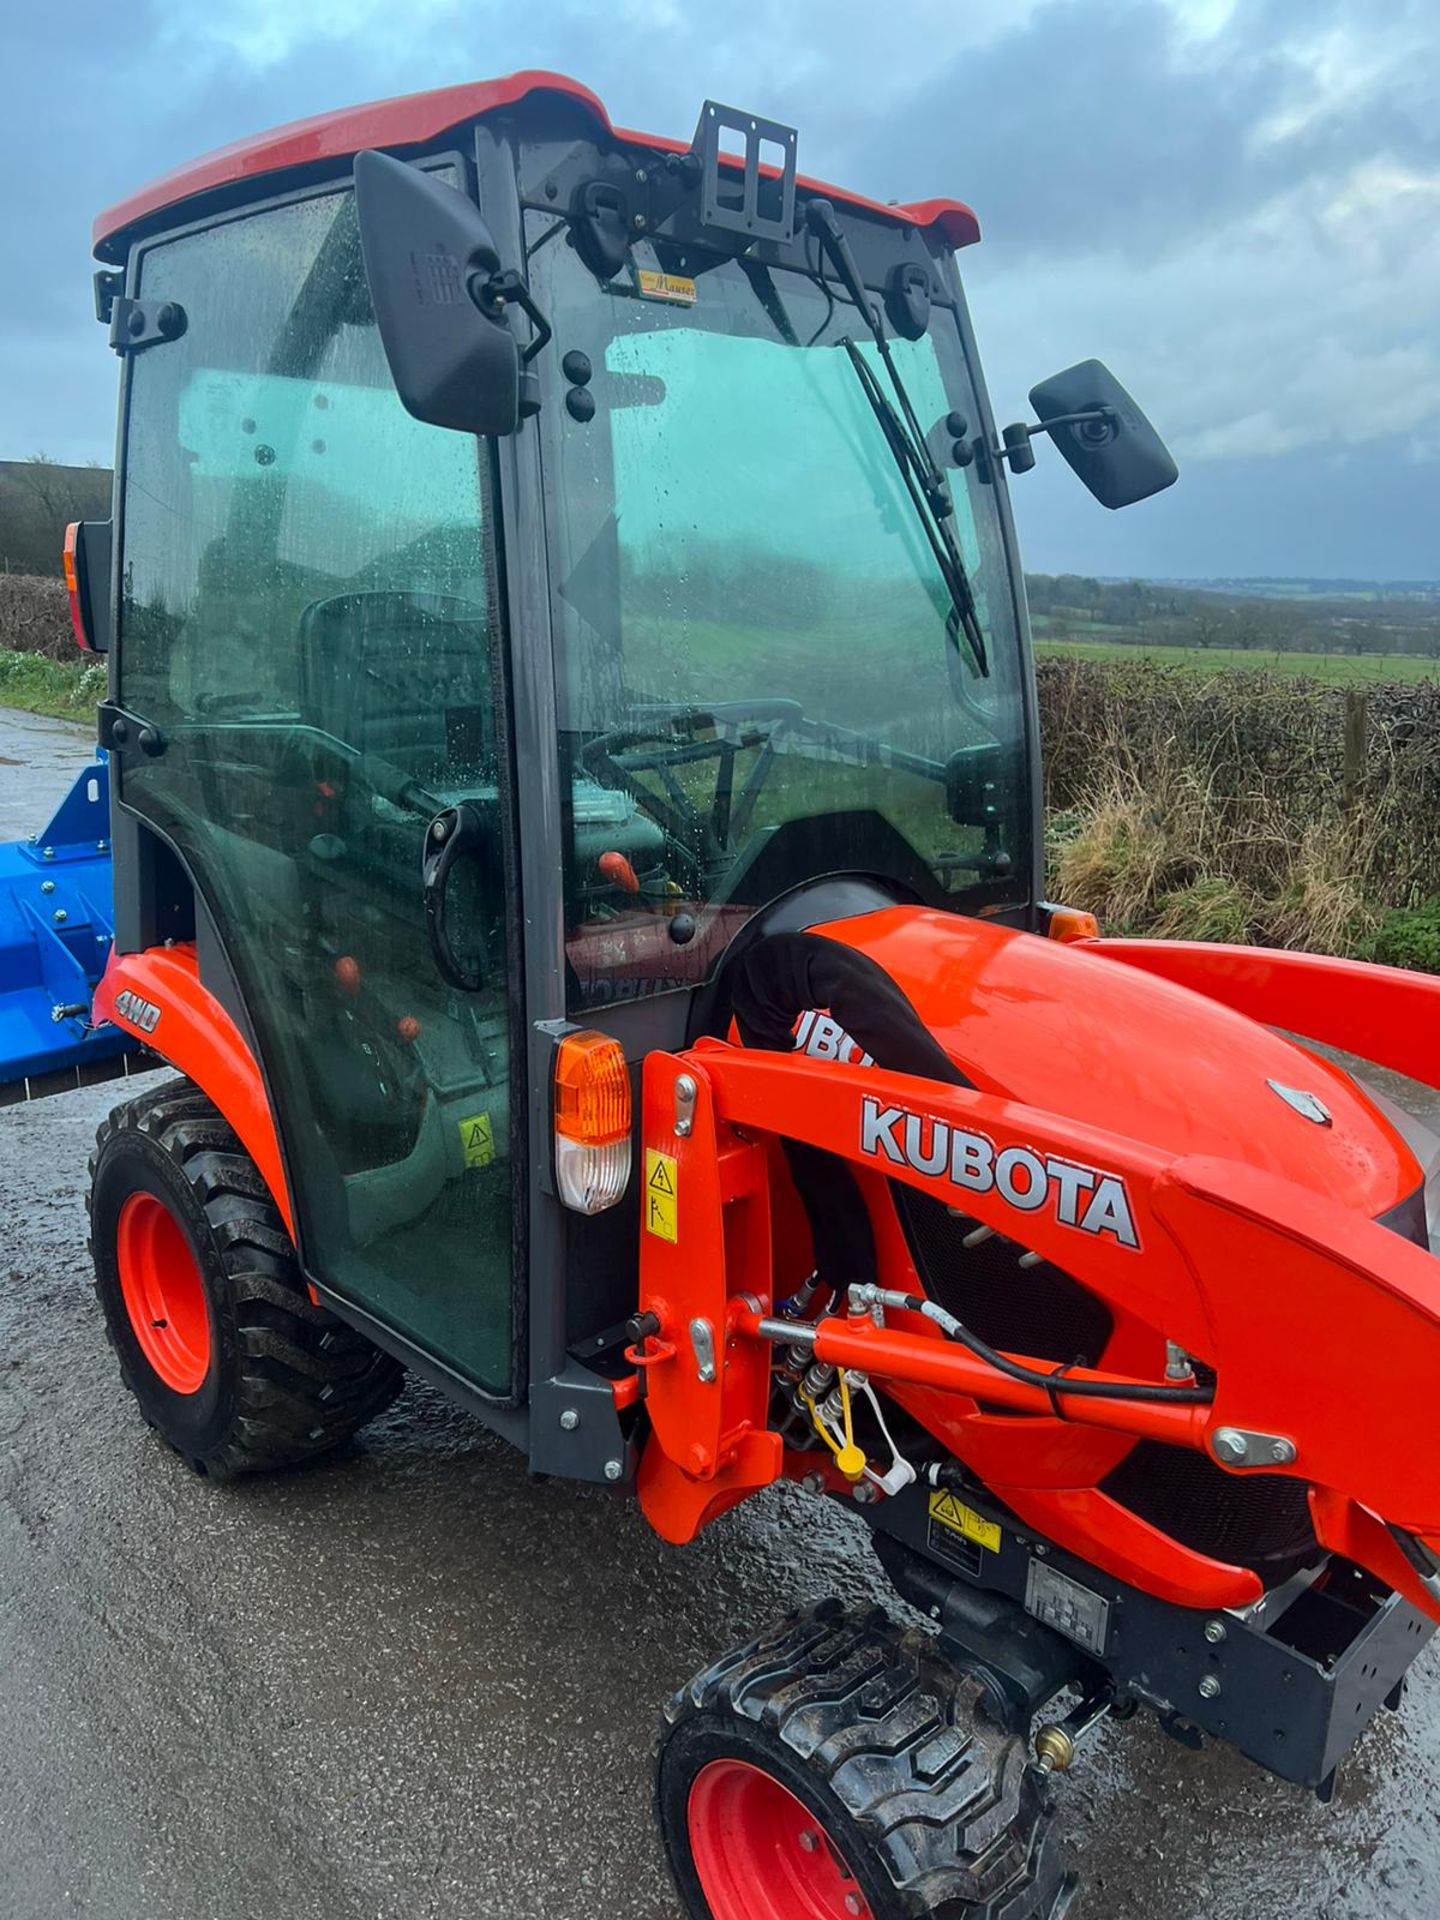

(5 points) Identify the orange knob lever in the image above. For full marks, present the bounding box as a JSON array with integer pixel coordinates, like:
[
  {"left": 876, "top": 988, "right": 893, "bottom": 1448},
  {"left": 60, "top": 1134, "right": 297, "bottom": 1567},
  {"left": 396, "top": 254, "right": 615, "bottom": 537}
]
[{"left": 598, "top": 850, "right": 640, "bottom": 895}]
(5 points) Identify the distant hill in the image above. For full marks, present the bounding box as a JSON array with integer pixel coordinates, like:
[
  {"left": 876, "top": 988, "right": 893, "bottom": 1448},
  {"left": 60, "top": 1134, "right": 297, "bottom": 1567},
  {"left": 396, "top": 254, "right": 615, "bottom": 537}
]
[
  {"left": 1151, "top": 577, "right": 1440, "bottom": 605},
  {"left": 1028, "top": 573, "right": 1440, "bottom": 660}
]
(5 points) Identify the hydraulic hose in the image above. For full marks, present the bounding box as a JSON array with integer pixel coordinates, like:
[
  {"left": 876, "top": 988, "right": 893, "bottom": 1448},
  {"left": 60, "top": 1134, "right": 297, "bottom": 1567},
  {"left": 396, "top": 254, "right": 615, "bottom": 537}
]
[{"left": 854, "top": 1286, "right": 1214, "bottom": 1407}]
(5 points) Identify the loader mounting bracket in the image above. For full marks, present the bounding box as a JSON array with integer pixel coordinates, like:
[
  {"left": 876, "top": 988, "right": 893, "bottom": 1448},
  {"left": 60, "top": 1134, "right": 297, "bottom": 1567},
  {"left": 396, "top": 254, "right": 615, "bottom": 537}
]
[{"left": 529, "top": 1365, "right": 639, "bottom": 1487}]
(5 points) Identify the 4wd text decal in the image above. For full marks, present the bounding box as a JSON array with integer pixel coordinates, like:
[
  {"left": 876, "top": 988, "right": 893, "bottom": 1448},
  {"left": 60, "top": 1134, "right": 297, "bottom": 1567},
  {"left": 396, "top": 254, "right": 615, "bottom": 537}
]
[
  {"left": 114, "top": 989, "right": 162, "bottom": 1034},
  {"left": 859, "top": 1095, "right": 1140, "bottom": 1250}
]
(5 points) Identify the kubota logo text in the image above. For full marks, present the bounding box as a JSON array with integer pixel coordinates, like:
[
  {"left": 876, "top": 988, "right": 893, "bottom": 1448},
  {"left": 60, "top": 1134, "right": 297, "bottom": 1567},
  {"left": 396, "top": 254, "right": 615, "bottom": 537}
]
[
  {"left": 859, "top": 1096, "right": 1140, "bottom": 1249},
  {"left": 795, "top": 1011, "right": 874, "bottom": 1068}
]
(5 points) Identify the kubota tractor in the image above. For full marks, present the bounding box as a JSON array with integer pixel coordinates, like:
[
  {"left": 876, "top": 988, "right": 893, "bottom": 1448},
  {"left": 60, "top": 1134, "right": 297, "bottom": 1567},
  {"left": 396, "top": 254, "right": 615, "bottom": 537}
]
[{"left": 30, "top": 70, "right": 1440, "bottom": 1918}]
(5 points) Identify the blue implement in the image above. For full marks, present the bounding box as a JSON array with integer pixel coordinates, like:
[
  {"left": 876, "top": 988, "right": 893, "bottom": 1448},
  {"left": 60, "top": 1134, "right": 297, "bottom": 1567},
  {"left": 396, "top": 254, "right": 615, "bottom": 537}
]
[{"left": 0, "top": 754, "right": 138, "bottom": 1105}]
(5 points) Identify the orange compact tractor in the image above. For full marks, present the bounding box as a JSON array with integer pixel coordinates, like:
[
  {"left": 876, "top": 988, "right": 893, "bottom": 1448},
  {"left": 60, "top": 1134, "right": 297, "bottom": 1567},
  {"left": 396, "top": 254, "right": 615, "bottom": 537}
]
[{"left": 51, "top": 72, "right": 1440, "bottom": 1917}]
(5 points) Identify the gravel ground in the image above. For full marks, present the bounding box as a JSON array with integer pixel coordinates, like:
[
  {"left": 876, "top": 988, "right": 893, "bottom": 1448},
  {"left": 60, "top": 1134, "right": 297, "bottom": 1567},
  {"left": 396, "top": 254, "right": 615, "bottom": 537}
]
[{"left": 2, "top": 706, "right": 1438, "bottom": 1920}]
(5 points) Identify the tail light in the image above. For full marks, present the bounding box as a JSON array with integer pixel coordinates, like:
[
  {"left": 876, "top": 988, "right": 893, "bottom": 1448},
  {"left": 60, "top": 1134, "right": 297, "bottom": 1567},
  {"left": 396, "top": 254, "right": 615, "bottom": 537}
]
[
  {"left": 62, "top": 523, "right": 91, "bottom": 651},
  {"left": 554, "top": 1030, "right": 632, "bottom": 1213},
  {"left": 62, "top": 518, "right": 112, "bottom": 653}
]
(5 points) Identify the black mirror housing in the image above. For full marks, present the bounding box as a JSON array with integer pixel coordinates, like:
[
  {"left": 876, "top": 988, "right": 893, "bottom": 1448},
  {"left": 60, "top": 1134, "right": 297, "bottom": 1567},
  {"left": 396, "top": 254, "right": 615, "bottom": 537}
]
[
  {"left": 1029, "top": 359, "right": 1178, "bottom": 509},
  {"left": 354, "top": 150, "right": 520, "bottom": 437}
]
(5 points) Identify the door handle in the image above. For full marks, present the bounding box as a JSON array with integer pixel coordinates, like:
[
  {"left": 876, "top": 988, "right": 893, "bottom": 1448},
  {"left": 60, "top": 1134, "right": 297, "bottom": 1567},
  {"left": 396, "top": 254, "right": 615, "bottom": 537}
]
[{"left": 422, "top": 803, "right": 488, "bottom": 992}]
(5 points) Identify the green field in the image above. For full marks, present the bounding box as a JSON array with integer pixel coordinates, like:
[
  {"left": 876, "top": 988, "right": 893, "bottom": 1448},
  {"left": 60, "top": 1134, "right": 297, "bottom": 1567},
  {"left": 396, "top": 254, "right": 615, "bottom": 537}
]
[
  {"left": 1034, "top": 637, "right": 1440, "bottom": 683},
  {"left": 6, "top": 629, "right": 1439, "bottom": 732}
]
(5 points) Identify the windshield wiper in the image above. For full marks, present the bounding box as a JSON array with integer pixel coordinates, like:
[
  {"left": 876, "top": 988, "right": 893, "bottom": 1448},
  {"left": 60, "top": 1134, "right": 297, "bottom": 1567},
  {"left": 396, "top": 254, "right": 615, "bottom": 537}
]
[{"left": 805, "top": 200, "right": 989, "bottom": 678}]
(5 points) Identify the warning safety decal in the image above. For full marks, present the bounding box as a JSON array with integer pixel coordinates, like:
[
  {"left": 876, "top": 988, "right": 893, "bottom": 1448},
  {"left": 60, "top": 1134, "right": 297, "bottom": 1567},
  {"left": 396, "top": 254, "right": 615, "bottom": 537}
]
[
  {"left": 928, "top": 1490, "right": 1002, "bottom": 1554},
  {"left": 644, "top": 1148, "right": 678, "bottom": 1242},
  {"left": 458, "top": 1112, "right": 495, "bottom": 1169}
]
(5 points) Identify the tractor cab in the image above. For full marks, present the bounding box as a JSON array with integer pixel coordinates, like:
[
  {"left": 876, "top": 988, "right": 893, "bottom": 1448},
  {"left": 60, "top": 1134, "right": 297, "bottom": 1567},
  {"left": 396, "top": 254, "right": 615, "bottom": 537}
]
[{"left": 85, "top": 76, "right": 1171, "bottom": 1427}]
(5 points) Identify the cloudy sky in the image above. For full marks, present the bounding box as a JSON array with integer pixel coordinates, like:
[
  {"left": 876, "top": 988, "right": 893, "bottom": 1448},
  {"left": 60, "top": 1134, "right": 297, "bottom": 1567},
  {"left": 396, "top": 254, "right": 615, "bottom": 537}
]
[{"left": 4, "top": 0, "right": 1437, "bottom": 579}]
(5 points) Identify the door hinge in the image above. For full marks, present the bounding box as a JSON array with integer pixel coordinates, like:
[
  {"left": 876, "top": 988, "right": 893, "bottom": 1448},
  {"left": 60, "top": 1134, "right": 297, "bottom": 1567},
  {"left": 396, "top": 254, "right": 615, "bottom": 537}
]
[
  {"left": 99, "top": 702, "right": 167, "bottom": 759},
  {"left": 108, "top": 296, "right": 187, "bottom": 355}
]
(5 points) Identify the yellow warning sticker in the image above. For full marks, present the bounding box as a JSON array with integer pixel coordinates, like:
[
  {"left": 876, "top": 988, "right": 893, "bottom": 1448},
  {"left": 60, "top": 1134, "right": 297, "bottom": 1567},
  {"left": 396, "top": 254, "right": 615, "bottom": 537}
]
[
  {"left": 637, "top": 268, "right": 697, "bottom": 306},
  {"left": 458, "top": 1112, "right": 495, "bottom": 1170},
  {"left": 644, "top": 1148, "right": 679, "bottom": 1242},
  {"left": 928, "top": 1490, "right": 1002, "bottom": 1554}
]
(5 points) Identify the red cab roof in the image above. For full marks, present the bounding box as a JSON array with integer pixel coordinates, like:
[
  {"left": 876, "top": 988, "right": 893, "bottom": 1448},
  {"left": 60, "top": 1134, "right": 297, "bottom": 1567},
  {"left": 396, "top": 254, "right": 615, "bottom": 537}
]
[{"left": 93, "top": 69, "right": 980, "bottom": 260}]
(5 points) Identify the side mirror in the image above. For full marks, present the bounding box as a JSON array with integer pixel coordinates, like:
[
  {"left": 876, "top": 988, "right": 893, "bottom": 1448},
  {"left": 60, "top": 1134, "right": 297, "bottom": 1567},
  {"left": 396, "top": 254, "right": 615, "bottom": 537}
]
[
  {"left": 354, "top": 150, "right": 520, "bottom": 437},
  {"left": 1027, "top": 359, "right": 1178, "bottom": 509}
]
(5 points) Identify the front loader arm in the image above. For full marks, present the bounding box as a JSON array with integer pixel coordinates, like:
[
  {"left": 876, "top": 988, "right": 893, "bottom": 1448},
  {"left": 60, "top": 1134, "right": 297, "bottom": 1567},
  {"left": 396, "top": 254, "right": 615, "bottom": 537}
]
[
  {"left": 634, "top": 1040, "right": 1440, "bottom": 1622},
  {"left": 1088, "top": 939, "right": 1440, "bottom": 1090}
]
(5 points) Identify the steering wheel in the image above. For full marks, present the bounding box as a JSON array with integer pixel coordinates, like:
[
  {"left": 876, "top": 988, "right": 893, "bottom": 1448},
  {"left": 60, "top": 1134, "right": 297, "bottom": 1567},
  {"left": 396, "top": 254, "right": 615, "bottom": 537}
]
[{"left": 580, "top": 700, "right": 800, "bottom": 879}]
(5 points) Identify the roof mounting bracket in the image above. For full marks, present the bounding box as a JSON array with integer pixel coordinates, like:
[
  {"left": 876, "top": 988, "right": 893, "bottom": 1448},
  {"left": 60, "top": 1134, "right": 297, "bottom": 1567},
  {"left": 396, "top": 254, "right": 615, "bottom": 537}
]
[
  {"left": 93, "top": 269, "right": 123, "bottom": 327},
  {"left": 691, "top": 100, "right": 797, "bottom": 246}
]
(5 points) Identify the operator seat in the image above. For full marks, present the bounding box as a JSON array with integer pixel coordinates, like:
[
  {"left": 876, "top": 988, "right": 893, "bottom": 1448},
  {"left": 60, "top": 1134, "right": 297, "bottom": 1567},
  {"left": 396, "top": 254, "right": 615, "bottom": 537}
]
[{"left": 297, "top": 589, "right": 494, "bottom": 789}]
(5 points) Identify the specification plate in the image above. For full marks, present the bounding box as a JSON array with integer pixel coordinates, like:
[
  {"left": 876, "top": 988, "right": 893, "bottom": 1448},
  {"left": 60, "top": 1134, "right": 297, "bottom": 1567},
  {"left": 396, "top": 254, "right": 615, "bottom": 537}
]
[{"left": 1025, "top": 1558, "right": 1112, "bottom": 1656}]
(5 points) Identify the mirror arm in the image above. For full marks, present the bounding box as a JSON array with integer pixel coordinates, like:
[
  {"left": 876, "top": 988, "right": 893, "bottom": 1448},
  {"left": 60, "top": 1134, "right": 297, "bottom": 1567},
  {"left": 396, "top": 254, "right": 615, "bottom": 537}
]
[
  {"left": 1023, "top": 407, "right": 1117, "bottom": 439},
  {"left": 476, "top": 268, "right": 552, "bottom": 417},
  {"left": 995, "top": 406, "right": 1118, "bottom": 474},
  {"left": 480, "top": 269, "right": 552, "bottom": 366}
]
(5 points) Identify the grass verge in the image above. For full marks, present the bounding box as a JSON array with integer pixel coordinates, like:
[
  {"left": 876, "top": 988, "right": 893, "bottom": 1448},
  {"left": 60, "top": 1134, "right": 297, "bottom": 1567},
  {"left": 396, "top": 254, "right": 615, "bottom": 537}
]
[
  {"left": 0, "top": 650, "right": 103, "bottom": 722},
  {"left": 1039, "top": 659, "right": 1440, "bottom": 963}
]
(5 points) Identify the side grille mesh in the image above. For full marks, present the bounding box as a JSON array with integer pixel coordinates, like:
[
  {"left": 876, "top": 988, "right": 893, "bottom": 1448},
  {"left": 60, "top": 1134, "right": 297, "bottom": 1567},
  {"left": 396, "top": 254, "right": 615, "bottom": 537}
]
[
  {"left": 1100, "top": 1439, "right": 1319, "bottom": 1576},
  {"left": 891, "top": 1185, "right": 1114, "bottom": 1368}
]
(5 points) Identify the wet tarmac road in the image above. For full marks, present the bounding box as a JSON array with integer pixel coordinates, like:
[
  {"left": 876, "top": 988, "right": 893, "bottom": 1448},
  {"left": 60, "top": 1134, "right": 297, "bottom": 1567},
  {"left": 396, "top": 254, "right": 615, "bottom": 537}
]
[
  {"left": 0, "top": 707, "right": 98, "bottom": 843},
  {"left": 3, "top": 707, "right": 1440, "bottom": 1919}
]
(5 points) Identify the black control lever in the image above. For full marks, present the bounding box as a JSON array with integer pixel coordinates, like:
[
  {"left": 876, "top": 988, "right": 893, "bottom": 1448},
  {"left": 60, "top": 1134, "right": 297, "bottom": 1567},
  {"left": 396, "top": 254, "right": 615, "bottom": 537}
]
[{"left": 422, "top": 803, "right": 488, "bottom": 993}]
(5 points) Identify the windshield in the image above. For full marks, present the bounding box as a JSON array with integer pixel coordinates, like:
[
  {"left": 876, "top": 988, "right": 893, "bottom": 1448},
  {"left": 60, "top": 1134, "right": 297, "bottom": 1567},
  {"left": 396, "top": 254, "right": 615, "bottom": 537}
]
[{"left": 527, "top": 219, "right": 1031, "bottom": 1012}]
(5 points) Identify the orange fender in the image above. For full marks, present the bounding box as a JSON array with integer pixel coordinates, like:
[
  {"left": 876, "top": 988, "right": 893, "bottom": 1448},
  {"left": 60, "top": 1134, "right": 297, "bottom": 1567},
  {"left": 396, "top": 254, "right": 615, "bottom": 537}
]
[{"left": 94, "top": 943, "right": 293, "bottom": 1235}]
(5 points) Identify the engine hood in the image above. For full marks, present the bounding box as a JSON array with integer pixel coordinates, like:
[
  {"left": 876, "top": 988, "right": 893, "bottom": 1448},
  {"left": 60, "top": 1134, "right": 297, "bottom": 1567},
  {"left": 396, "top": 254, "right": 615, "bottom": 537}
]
[{"left": 817, "top": 907, "right": 1421, "bottom": 1222}]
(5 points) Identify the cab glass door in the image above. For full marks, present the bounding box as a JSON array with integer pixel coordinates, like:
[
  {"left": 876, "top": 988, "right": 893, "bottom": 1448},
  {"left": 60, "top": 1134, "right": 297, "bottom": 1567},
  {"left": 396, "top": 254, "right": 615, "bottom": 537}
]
[{"left": 116, "top": 179, "right": 517, "bottom": 1395}]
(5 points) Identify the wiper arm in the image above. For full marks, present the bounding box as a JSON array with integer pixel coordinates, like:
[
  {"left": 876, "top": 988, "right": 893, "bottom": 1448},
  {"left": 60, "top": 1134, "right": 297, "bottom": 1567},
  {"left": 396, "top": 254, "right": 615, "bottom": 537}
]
[
  {"left": 840, "top": 343, "right": 988, "bottom": 677},
  {"left": 806, "top": 201, "right": 989, "bottom": 678}
]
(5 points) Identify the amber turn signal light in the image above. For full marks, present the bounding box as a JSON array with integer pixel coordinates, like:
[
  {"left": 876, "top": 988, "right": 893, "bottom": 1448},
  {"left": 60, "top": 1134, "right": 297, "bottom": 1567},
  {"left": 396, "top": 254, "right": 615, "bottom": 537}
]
[
  {"left": 554, "top": 1030, "right": 632, "bottom": 1213},
  {"left": 1047, "top": 906, "right": 1100, "bottom": 944}
]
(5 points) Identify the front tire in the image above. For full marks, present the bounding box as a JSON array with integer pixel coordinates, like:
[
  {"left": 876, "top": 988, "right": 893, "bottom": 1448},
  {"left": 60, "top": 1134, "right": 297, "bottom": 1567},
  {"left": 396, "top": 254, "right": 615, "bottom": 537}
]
[
  {"left": 657, "top": 1601, "right": 1075, "bottom": 1920},
  {"left": 89, "top": 1077, "right": 402, "bottom": 1478}
]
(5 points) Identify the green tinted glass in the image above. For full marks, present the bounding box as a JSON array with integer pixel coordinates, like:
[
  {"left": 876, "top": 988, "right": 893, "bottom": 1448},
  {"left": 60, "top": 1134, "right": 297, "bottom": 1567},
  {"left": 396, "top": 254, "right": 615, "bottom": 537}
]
[
  {"left": 118, "top": 185, "right": 515, "bottom": 1394},
  {"left": 529, "top": 233, "right": 1029, "bottom": 1013}
]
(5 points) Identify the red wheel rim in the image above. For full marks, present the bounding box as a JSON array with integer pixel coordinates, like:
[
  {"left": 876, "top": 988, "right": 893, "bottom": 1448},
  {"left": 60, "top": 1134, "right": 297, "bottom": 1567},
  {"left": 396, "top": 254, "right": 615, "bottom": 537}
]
[
  {"left": 687, "top": 1759, "right": 874, "bottom": 1920},
  {"left": 115, "top": 1192, "right": 212, "bottom": 1395}
]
